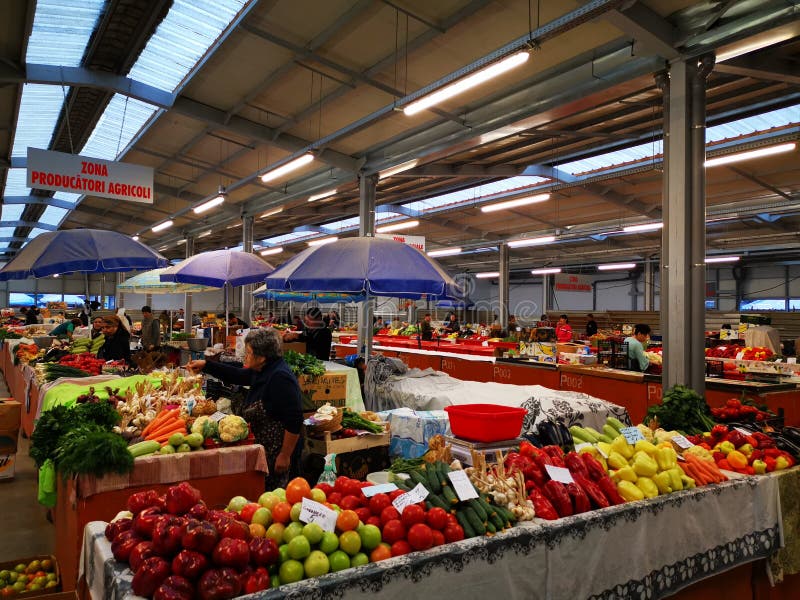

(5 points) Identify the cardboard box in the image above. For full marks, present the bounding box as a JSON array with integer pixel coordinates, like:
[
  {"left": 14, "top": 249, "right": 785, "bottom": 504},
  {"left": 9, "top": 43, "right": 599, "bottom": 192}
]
[
  {"left": 0, "top": 428, "right": 19, "bottom": 455},
  {"left": 297, "top": 373, "right": 347, "bottom": 411},
  {"left": 283, "top": 341, "right": 307, "bottom": 354},
  {"left": 0, "top": 554, "right": 59, "bottom": 595},
  {"left": 0, "top": 453, "right": 16, "bottom": 480},
  {"left": 557, "top": 342, "right": 583, "bottom": 354},
  {"left": 303, "top": 445, "right": 390, "bottom": 482},
  {"left": 0, "top": 399, "right": 21, "bottom": 430}
]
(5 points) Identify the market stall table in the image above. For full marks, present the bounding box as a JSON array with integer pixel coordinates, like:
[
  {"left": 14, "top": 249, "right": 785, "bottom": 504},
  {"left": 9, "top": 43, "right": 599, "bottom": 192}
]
[
  {"left": 58, "top": 444, "right": 268, "bottom": 592},
  {"left": 80, "top": 469, "right": 789, "bottom": 600}
]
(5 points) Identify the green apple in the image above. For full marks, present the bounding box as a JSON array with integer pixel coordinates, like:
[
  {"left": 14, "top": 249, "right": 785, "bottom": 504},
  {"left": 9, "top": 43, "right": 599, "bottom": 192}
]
[
  {"left": 278, "top": 544, "right": 290, "bottom": 564},
  {"left": 278, "top": 559, "right": 304, "bottom": 584},
  {"left": 310, "top": 488, "right": 326, "bottom": 503},
  {"left": 283, "top": 521, "right": 304, "bottom": 543},
  {"left": 328, "top": 550, "right": 350, "bottom": 572},
  {"left": 301, "top": 522, "right": 324, "bottom": 545},
  {"left": 287, "top": 535, "right": 311, "bottom": 560},
  {"left": 358, "top": 524, "right": 382, "bottom": 551},
  {"left": 303, "top": 550, "right": 330, "bottom": 578},
  {"left": 272, "top": 487, "right": 286, "bottom": 501},
  {"left": 227, "top": 495, "right": 249, "bottom": 513},
  {"left": 338, "top": 530, "right": 361, "bottom": 556},
  {"left": 266, "top": 522, "right": 285, "bottom": 545},
  {"left": 350, "top": 552, "right": 369, "bottom": 567},
  {"left": 251, "top": 507, "right": 272, "bottom": 527},
  {"left": 258, "top": 491, "right": 281, "bottom": 510},
  {"left": 319, "top": 531, "right": 339, "bottom": 554},
  {"left": 290, "top": 501, "right": 303, "bottom": 522}
]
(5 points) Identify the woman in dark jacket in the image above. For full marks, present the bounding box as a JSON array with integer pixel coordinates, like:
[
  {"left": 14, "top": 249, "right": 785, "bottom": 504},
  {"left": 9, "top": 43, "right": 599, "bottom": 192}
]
[
  {"left": 185, "top": 328, "right": 303, "bottom": 489},
  {"left": 97, "top": 315, "right": 133, "bottom": 365}
]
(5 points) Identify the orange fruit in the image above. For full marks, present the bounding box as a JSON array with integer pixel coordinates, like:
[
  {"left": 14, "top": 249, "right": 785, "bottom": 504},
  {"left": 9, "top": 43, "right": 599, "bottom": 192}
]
[
  {"left": 336, "top": 509, "right": 359, "bottom": 532},
  {"left": 249, "top": 523, "right": 267, "bottom": 538},
  {"left": 285, "top": 477, "right": 312, "bottom": 505},
  {"left": 370, "top": 543, "right": 392, "bottom": 562},
  {"left": 271, "top": 501, "right": 292, "bottom": 524}
]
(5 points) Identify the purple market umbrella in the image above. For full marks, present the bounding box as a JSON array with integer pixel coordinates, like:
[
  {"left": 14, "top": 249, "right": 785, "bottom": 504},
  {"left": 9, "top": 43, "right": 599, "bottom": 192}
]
[{"left": 0, "top": 229, "right": 168, "bottom": 280}]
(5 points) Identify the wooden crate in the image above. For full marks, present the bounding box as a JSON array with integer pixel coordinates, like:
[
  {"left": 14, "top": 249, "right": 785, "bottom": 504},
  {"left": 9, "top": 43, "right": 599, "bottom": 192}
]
[
  {"left": 305, "top": 430, "right": 390, "bottom": 455},
  {"left": 298, "top": 373, "right": 348, "bottom": 410}
]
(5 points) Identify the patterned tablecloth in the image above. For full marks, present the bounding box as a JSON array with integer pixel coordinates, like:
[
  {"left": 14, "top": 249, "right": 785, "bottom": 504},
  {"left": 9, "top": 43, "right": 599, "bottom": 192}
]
[{"left": 81, "top": 471, "right": 783, "bottom": 600}]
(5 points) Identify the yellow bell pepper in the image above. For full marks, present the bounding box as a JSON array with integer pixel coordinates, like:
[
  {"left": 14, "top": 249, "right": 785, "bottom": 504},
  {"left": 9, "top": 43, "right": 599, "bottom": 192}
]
[
  {"left": 635, "top": 476, "right": 659, "bottom": 498},
  {"left": 611, "top": 435, "right": 634, "bottom": 459},
  {"left": 597, "top": 442, "right": 612, "bottom": 457},
  {"left": 634, "top": 439, "right": 658, "bottom": 456},
  {"left": 632, "top": 451, "right": 658, "bottom": 477},
  {"left": 655, "top": 447, "right": 677, "bottom": 471},
  {"left": 617, "top": 480, "right": 645, "bottom": 502},
  {"left": 667, "top": 467, "right": 684, "bottom": 491},
  {"left": 680, "top": 473, "right": 696, "bottom": 489},
  {"left": 607, "top": 451, "right": 629, "bottom": 470},
  {"left": 653, "top": 471, "right": 672, "bottom": 494},
  {"left": 726, "top": 450, "right": 748, "bottom": 470},
  {"left": 613, "top": 465, "right": 638, "bottom": 483}
]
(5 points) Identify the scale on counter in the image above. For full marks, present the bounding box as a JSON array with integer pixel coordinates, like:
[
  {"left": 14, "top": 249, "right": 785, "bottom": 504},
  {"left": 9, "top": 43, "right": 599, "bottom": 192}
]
[{"left": 446, "top": 436, "right": 524, "bottom": 466}]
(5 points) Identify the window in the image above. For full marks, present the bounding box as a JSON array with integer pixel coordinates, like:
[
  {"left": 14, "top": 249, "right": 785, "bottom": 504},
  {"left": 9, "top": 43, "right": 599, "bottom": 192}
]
[
  {"left": 9, "top": 293, "right": 35, "bottom": 306},
  {"left": 739, "top": 298, "right": 787, "bottom": 311},
  {"left": 789, "top": 299, "right": 800, "bottom": 311}
]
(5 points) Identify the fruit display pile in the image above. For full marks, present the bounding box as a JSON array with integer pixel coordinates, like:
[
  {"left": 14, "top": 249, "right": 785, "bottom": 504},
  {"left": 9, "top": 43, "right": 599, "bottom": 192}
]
[
  {"left": 0, "top": 559, "right": 58, "bottom": 595},
  {"left": 704, "top": 345, "right": 774, "bottom": 361},
  {"left": 686, "top": 424, "right": 796, "bottom": 475}
]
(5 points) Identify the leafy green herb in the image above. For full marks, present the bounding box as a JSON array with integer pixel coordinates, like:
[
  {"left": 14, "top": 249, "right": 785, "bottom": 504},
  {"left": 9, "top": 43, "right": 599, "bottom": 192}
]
[
  {"left": 341, "top": 410, "right": 384, "bottom": 434},
  {"left": 55, "top": 426, "right": 133, "bottom": 477},
  {"left": 643, "top": 385, "right": 716, "bottom": 435},
  {"left": 388, "top": 456, "right": 426, "bottom": 473},
  {"left": 284, "top": 350, "right": 326, "bottom": 377}
]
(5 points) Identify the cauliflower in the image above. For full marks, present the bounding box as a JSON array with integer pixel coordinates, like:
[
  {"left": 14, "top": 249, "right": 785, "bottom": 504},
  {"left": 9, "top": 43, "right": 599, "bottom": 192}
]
[
  {"left": 218, "top": 415, "right": 250, "bottom": 443},
  {"left": 191, "top": 415, "right": 219, "bottom": 439}
]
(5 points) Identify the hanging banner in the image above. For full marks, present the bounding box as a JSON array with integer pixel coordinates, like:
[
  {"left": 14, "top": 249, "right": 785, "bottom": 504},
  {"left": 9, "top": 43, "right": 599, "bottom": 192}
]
[
  {"left": 26, "top": 147, "right": 154, "bottom": 204},
  {"left": 554, "top": 273, "right": 592, "bottom": 293},
  {"left": 376, "top": 233, "right": 426, "bottom": 251}
]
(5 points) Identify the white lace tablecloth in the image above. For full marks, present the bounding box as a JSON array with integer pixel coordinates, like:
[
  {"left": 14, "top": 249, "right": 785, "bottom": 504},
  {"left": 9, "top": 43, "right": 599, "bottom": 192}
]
[{"left": 81, "top": 472, "right": 782, "bottom": 600}]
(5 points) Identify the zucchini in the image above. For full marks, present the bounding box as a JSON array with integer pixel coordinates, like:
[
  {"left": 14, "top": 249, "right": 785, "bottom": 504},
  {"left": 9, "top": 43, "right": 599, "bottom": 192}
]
[
  {"left": 455, "top": 510, "right": 477, "bottom": 539},
  {"left": 468, "top": 499, "right": 488, "bottom": 522},
  {"left": 463, "top": 506, "right": 486, "bottom": 535},
  {"left": 441, "top": 483, "right": 459, "bottom": 505},
  {"left": 128, "top": 440, "right": 161, "bottom": 458}
]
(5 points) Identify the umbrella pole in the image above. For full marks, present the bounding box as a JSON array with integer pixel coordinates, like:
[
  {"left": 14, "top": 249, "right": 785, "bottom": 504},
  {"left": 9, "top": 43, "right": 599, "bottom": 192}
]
[
  {"left": 359, "top": 291, "right": 373, "bottom": 361},
  {"left": 225, "top": 283, "right": 229, "bottom": 343}
]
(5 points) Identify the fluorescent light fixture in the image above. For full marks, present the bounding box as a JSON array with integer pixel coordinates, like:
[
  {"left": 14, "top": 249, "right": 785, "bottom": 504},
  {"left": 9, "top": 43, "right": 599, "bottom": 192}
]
[
  {"left": 260, "top": 207, "right": 283, "bottom": 218},
  {"left": 226, "top": 221, "right": 242, "bottom": 229},
  {"left": 308, "top": 189, "right": 337, "bottom": 202},
  {"left": 705, "top": 142, "right": 796, "bottom": 167},
  {"left": 176, "top": 239, "right": 186, "bottom": 246},
  {"left": 427, "top": 247, "right": 462, "bottom": 257},
  {"left": 198, "top": 230, "right": 213, "bottom": 238},
  {"left": 376, "top": 220, "right": 420, "bottom": 233},
  {"left": 507, "top": 235, "right": 555, "bottom": 248},
  {"left": 531, "top": 268, "right": 561, "bottom": 275},
  {"left": 52, "top": 274, "right": 59, "bottom": 278},
  {"left": 307, "top": 236, "right": 339, "bottom": 247},
  {"left": 152, "top": 220, "right": 173, "bottom": 233},
  {"left": 260, "top": 246, "right": 283, "bottom": 256},
  {"left": 404, "top": 51, "right": 530, "bottom": 116},
  {"left": 379, "top": 159, "right": 419, "bottom": 180},
  {"left": 260, "top": 153, "right": 315, "bottom": 183},
  {"left": 705, "top": 255, "right": 740, "bottom": 264},
  {"left": 132, "top": 235, "right": 139, "bottom": 242},
  {"left": 159, "top": 245, "right": 169, "bottom": 252},
  {"left": 193, "top": 190, "right": 225, "bottom": 214},
  {"left": 623, "top": 222, "right": 663, "bottom": 233},
  {"left": 475, "top": 271, "right": 500, "bottom": 278},
  {"left": 598, "top": 262, "right": 636, "bottom": 271},
  {"left": 481, "top": 193, "right": 550, "bottom": 213}
]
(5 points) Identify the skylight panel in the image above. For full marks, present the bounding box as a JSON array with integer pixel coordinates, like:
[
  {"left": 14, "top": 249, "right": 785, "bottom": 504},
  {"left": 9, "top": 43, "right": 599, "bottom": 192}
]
[
  {"left": 0, "top": 228, "right": 17, "bottom": 239},
  {"left": 40, "top": 206, "right": 70, "bottom": 227},
  {"left": 25, "top": 0, "right": 105, "bottom": 66},
  {"left": 3, "top": 169, "right": 30, "bottom": 196},
  {"left": 559, "top": 140, "right": 663, "bottom": 176},
  {"left": 10, "top": 85, "right": 65, "bottom": 158},
  {"left": 128, "top": 0, "right": 247, "bottom": 93},
  {"left": 402, "top": 176, "right": 547, "bottom": 213},
  {"left": 52, "top": 192, "right": 81, "bottom": 207},
  {"left": 28, "top": 228, "right": 50, "bottom": 239},
  {"left": 1, "top": 206, "right": 25, "bottom": 222},
  {"left": 80, "top": 95, "right": 158, "bottom": 160},
  {"left": 262, "top": 231, "right": 316, "bottom": 246}
]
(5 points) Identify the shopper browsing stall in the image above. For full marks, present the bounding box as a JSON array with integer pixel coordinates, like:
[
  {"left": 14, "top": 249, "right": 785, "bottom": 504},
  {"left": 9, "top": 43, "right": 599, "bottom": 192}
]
[
  {"left": 283, "top": 307, "right": 332, "bottom": 360},
  {"left": 585, "top": 313, "right": 598, "bottom": 337},
  {"left": 185, "top": 328, "right": 302, "bottom": 489},
  {"left": 140, "top": 305, "right": 161, "bottom": 351},
  {"left": 49, "top": 318, "right": 83, "bottom": 340},
  {"left": 90, "top": 316, "right": 105, "bottom": 339},
  {"left": 555, "top": 314, "right": 573, "bottom": 342},
  {"left": 625, "top": 323, "right": 652, "bottom": 372},
  {"left": 97, "top": 315, "right": 133, "bottom": 365}
]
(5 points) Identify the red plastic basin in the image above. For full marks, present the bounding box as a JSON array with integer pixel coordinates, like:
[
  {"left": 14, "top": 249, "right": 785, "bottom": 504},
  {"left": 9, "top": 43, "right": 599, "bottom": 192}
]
[{"left": 444, "top": 403, "right": 527, "bottom": 442}]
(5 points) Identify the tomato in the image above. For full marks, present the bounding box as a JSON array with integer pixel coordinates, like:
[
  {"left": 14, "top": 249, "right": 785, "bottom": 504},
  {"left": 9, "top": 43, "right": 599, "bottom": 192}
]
[
  {"left": 425, "top": 507, "right": 448, "bottom": 531},
  {"left": 390, "top": 540, "right": 412, "bottom": 557},
  {"left": 343, "top": 479, "right": 363, "bottom": 498},
  {"left": 380, "top": 519, "right": 406, "bottom": 544},
  {"left": 366, "top": 516, "right": 382, "bottom": 528},
  {"left": 355, "top": 507, "right": 371, "bottom": 524},
  {"left": 336, "top": 510, "right": 360, "bottom": 532},
  {"left": 444, "top": 513, "right": 459, "bottom": 529},
  {"left": 334, "top": 476, "right": 350, "bottom": 494},
  {"left": 271, "top": 502, "right": 291, "bottom": 524},
  {"left": 368, "top": 494, "right": 391, "bottom": 516},
  {"left": 314, "top": 483, "right": 333, "bottom": 496},
  {"left": 380, "top": 506, "right": 400, "bottom": 527},
  {"left": 443, "top": 524, "right": 465, "bottom": 543},
  {"left": 388, "top": 490, "right": 405, "bottom": 501},
  {"left": 327, "top": 492, "right": 342, "bottom": 506},
  {"left": 370, "top": 543, "right": 392, "bottom": 562},
  {"left": 431, "top": 530, "right": 445, "bottom": 547},
  {"left": 407, "top": 523, "right": 434, "bottom": 551},
  {"left": 339, "top": 495, "right": 361, "bottom": 511},
  {"left": 400, "top": 504, "right": 425, "bottom": 528}
]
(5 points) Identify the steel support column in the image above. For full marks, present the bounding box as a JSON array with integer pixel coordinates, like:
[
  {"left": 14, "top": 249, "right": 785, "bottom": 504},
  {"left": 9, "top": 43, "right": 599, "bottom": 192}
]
[
  {"left": 541, "top": 275, "right": 549, "bottom": 317},
  {"left": 357, "top": 173, "right": 378, "bottom": 358},
  {"left": 644, "top": 258, "right": 655, "bottom": 312},
  {"left": 241, "top": 215, "right": 255, "bottom": 323},
  {"left": 498, "top": 244, "right": 509, "bottom": 328},
  {"left": 659, "top": 56, "right": 713, "bottom": 393},
  {"left": 184, "top": 236, "right": 195, "bottom": 334}
]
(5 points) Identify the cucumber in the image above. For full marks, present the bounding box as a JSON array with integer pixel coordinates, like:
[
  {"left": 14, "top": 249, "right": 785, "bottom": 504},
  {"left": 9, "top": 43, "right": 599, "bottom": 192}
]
[
  {"left": 436, "top": 464, "right": 450, "bottom": 490},
  {"left": 128, "top": 440, "right": 161, "bottom": 458},
  {"left": 441, "top": 483, "right": 458, "bottom": 505},
  {"left": 468, "top": 499, "right": 488, "bottom": 522},
  {"left": 455, "top": 510, "right": 477, "bottom": 539},
  {"left": 463, "top": 507, "right": 486, "bottom": 535},
  {"left": 485, "top": 520, "right": 496, "bottom": 534},
  {"left": 426, "top": 493, "right": 451, "bottom": 511},
  {"left": 476, "top": 496, "right": 496, "bottom": 518},
  {"left": 489, "top": 511, "right": 506, "bottom": 531},
  {"left": 409, "top": 469, "right": 429, "bottom": 488},
  {"left": 494, "top": 505, "right": 516, "bottom": 524},
  {"left": 427, "top": 463, "right": 442, "bottom": 494}
]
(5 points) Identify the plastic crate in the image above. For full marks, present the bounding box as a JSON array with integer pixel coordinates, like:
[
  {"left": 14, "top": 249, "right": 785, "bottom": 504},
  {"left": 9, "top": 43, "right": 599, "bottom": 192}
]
[{"left": 444, "top": 404, "right": 527, "bottom": 443}]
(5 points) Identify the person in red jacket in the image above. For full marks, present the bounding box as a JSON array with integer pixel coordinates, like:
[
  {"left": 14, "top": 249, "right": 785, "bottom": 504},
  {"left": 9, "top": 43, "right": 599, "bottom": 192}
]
[{"left": 555, "top": 314, "right": 573, "bottom": 343}]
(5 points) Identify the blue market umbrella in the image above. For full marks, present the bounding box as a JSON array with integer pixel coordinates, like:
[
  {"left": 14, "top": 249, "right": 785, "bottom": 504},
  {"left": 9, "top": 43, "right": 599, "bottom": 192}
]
[
  {"left": 118, "top": 267, "right": 219, "bottom": 294},
  {"left": 264, "top": 237, "right": 463, "bottom": 299},
  {"left": 252, "top": 285, "right": 366, "bottom": 304},
  {"left": 0, "top": 229, "right": 168, "bottom": 280},
  {"left": 436, "top": 299, "right": 475, "bottom": 309}
]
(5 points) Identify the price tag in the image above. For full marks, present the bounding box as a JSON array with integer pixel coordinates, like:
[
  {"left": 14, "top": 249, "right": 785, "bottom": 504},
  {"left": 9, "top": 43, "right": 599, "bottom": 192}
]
[
  {"left": 209, "top": 411, "right": 227, "bottom": 422},
  {"left": 671, "top": 435, "right": 694, "bottom": 449},
  {"left": 545, "top": 465, "right": 575, "bottom": 484},
  {"left": 482, "top": 341, "right": 489, "bottom": 347},
  {"left": 734, "top": 427, "right": 752, "bottom": 436},
  {"left": 299, "top": 498, "right": 338, "bottom": 532},
  {"left": 447, "top": 470, "right": 479, "bottom": 501},
  {"left": 391, "top": 483, "right": 428, "bottom": 514},
  {"left": 620, "top": 426, "right": 645, "bottom": 445},
  {"left": 574, "top": 442, "right": 592, "bottom": 452},
  {"left": 362, "top": 483, "right": 399, "bottom": 497},
  {"left": 595, "top": 444, "right": 609, "bottom": 459},
  {"left": 787, "top": 357, "right": 797, "bottom": 364},
  {"left": 735, "top": 351, "right": 745, "bottom": 360}
]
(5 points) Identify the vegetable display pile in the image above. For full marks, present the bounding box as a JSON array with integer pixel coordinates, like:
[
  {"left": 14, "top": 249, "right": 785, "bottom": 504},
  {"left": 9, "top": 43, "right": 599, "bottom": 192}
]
[
  {"left": 283, "top": 350, "right": 326, "bottom": 377},
  {"left": 340, "top": 409, "right": 383, "bottom": 434},
  {"left": 710, "top": 397, "right": 774, "bottom": 423},
  {"left": 643, "top": 385, "right": 715, "bottom": 435},
  {"left": 0, "top": 327, "right": 23, "bottom": 341}
]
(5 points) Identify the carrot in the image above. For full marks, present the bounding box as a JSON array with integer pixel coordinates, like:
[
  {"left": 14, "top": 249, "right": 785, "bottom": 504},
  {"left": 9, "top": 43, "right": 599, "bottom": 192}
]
[
  {"left": 142, "top": 408, "right": 180, "bottom": 436},
  {"left": 686, "top": 455, "right": 725, "bottom": 483},
  {"left": 679, "top": 461, "right": 708, "bottom": 486},
  {"left": 147, "top": 416, "right": 183, "bottom": 438},
  {"left": 151, "top": 430, "right": 187, "bottom": 444},
  {"left": 147, "top": 423, "right": 187, "bottom": 442},
  {"left": 145, "top": 421, "right": 185, "bottom": 441}
]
